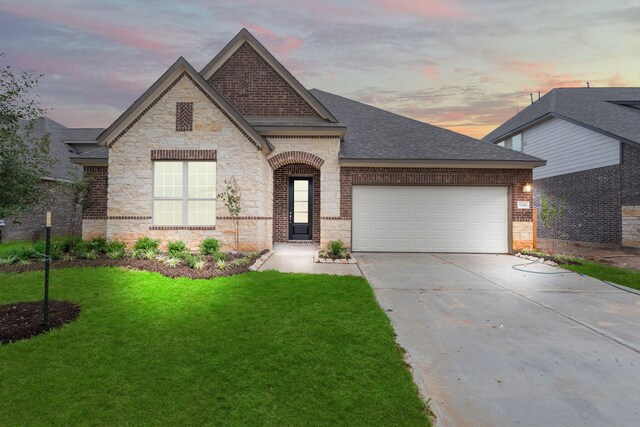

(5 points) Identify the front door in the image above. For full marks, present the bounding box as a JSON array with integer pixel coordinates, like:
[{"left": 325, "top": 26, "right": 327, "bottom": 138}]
[{"left": 288, "top": 177, "right": 312, "bottom": 240}]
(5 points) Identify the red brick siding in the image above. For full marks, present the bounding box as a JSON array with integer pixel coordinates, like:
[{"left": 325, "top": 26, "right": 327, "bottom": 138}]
[
  {"left": 273, "top": 164, "right": 321, "bottom": 242},
  {"left": 175, "top": 101, "right": 193, "bottom": 131},
  {"left": 83, "top": 166, "right": 108, "bottom": 219},
  {"left": 340, "top": 167, "right": 533, "bottom": 222},
  {"left": 209, "top": 42, "right": 319, "bottom": 117}
]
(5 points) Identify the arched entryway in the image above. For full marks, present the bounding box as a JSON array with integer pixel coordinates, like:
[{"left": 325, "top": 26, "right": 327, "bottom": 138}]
[{"left": 269, "top": 152, "right": 323, "bottom": 243}]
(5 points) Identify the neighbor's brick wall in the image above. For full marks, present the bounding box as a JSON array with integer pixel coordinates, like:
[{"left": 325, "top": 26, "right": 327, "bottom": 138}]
[
  {"left": 209, "top": 42, "right": 319, "bottom": 117},
  {"left": 106, "top": 75, "right": 273, "bottom": 250},
  {"left": 621, "top": 144, "right": 640, "bottom": 206},
  {"left": 83, "top": 166, "right": 108, "bottom": 219},
  {"left": 3, "top": 181, "right": 80, "bottom": 241},
  {"left": 272, "top": 164, "right": 320, "bottom": 243},
  {"left": 533, "top": 165, "right": 621, "bottom": 245}
]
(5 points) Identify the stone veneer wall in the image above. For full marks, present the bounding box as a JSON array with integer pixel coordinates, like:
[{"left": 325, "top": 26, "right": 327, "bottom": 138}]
[
  {"left": 533, "top": 165, "right": 621, "bottom": 245},
  {"left": 339, "top": 167, "right": 535, "bottom": 251},
  {"left": 266, "top": 137, "right": 341, "bottom": 247},
  {"left": 106, "top": 75, "right": 272, "bottom": 251},
  {"left": 272, "top": 164, "right": 320, "bottom": 242}
]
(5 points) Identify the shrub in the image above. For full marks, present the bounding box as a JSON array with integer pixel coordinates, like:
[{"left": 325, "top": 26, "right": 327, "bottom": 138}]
[
  {"left": 199, "top": 237, "right": 222, "bottom": 255},
  {"left": 193, "top": 259, "right": 206, "bottom": 270},
  {"left": 167, "top": 240, "right": 188, "bottom": 256},
  {"left": 133, "top": 237, "right": 159, "bottom": 253},
  {"left": 216, "top": 260, "right": 227, "bottom": 270},
  {"left": 230, "top": 257, "right": 251, "bottom": 268},
  {"left": 60, "top": 236, "right": 81, "bottom": 253},
  {"left": 213, "top": 252, "right": 226, "bottom": 262},
  {"left": 106, "top": 249, "right": 125, "bottom": 260},
  {"left": 163, "top": 257, "right": 181, "bottom": 268},
  {"left": 73, "top": 241, "right": 92, "bottom": 258},
  {"left": 87, "top": 237, "right": 108, "bottom": 253},
  {"left": 327, "top": 240, "right": 348, "bottom": 259},
  {"left": 33, "top": 242, "right": 61, "bottom": 260},
  {"left": 105, "top": 240, "right": 125, "bottom": 252},
  {"left": 0, "top": 255, "right": 18, "bottom": 265},
  {"left": 60, "top": 253, "right": 75, "bottom": 262}
]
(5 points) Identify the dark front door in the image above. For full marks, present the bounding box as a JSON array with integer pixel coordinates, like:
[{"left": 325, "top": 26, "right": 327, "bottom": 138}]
[{"left": 288, "top": 177, "right": 313, "bottom": 240}]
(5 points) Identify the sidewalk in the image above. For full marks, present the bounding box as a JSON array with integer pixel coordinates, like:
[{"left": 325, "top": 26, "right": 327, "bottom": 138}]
[{"left": 259, "top": 243, "right": 361, "bottom": 275}]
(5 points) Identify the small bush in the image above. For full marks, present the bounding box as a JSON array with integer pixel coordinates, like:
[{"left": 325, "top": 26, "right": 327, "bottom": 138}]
[
  {"left": 193, "top": 259, "right": 206, "bottom": 270},
  {"left": 133, "top": 237, "right": 159, "bottom": 253},
  {"left": 60, "top": 236, "right": 81, "bottom": 253},
  {"left": 245, "top": 251, "right": 259, "bottom": 259},
  {"left": 106, "top": 249, "right": 125, "bottom": 260},
  {"left": 0, "top": 255, "right": 18, "bottom": 265},
  {"left": 17, "top": 258, "right": 32, "bottom": 266},
  {"left": 33, "top": 242, "right": 62, "bottom": 261},
  {"left": 141, "top": 249, "right": 157, "bottom": 260},
  {"left": 327, "top": 240, "right": 348, "bottom": 259},
  {"left": 105, "top": 240, "right": 126, "bottom": 252},
  {"left": 200, "top": 238, "right": 222, "bottom": 255},
  {"left": 213, "top": 252, "right": 226, "bottom": 262},
  {"left": 87, "top": 237, "right": 108, "bottom": 253},
  {"left": 167, "top": 240, "right": 188, "bottom": 256},
  {"left": 216, "top": 260, "right": 227, "bottom": 270},
  {"left": 82, "top": 249, "right": 99, "bottom": 260},
  {"left": 163, "top": 257, "right": 182, "bottom": 268},
  {"left": 230, "top": 257, "right": 251, "bottom": 268},
  {"left": 60, "top": 253, "right": 75, "bottom": 262}
]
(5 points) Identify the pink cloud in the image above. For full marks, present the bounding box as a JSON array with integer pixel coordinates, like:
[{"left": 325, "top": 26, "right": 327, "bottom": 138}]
[
  {"left": 371, "top": 0, "right": 468, "bottom": 19},
  {"left": 423, "top": 66, "right": 438, "bottom": 79},
  {"left": 0, "top": 3, "right": 169, "bottom": 52},
  {"left": 242, "top": 24, "right": 304, "bottom": 55},
  {"left": 503, "top": 61, "right": 586, "bottom": 92}
]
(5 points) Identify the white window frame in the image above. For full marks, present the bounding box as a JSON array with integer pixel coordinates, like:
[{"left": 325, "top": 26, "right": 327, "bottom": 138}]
[{"left": 153, "top": 161, "right": 216, "bottom": 226}]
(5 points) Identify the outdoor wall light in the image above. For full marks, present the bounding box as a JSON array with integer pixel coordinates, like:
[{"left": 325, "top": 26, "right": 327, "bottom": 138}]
[{"left": 522, "top": 182, "right": 532, "bottom": 193}]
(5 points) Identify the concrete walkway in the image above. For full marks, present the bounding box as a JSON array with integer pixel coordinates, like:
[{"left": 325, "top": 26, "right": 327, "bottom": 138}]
[
  {"left": 358, "top": 252, "right": 640, "bottom": 427},
  {"left": 258, "top": 243, "right": 361, "bottom": 275}
]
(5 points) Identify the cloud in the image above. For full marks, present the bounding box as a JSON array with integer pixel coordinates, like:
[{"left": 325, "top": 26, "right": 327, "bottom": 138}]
[
  {"left": 370, "top": 0, "right": 469, "bottom": 20},
  {"left": 241, "top": 24, "right": 304, "bottom": 55}
]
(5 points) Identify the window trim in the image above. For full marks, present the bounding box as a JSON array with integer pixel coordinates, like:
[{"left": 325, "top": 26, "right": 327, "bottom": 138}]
[{"left": 152, "top": 160, "right": 217, "bottom": 226}]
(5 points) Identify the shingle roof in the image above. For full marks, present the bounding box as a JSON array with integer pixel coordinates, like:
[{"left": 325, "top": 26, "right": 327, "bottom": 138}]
[
  {"left": 310, "top": 89, "right": 544, "bottom": 164},
  {"left": 62, "top": 128, "right": 104, "bottom": 141},
  {"left": 483, "top": 88, "right": 640, "bottom": 146}
]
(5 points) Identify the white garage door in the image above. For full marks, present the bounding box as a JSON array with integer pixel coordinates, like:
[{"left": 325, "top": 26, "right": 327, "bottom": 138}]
[{"left": 352, "top": 186, "right": 509, "bottom": 253}]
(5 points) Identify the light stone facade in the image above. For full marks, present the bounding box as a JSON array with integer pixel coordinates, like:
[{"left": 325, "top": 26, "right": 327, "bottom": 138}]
[
  {"left": 622, "top": 206, "right": 640, "bottom": 248},
  {"left": 106, "top": 76, "right": 272, "bottom": 250},
  {"left": 512, "top": 221, "right": 534, "bottom": 251}
]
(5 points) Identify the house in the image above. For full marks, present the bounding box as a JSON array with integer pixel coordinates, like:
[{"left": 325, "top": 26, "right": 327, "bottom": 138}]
[
  {"left": 72, "top": 28, "right": 543, "bottom": 253},
  {"left": 1, "top": 117, "right": 103, "bottom": 242},
  {"left": 484, "top": 88, "right": 640, "bottom": 249}
]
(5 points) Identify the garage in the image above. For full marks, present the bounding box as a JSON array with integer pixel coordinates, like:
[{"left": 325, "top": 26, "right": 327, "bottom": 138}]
[{"left": 352, "top": 185, "right": 509, "bottom": 253}]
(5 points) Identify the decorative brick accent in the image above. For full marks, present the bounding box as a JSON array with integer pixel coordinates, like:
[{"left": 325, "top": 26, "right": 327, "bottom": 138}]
[
  {"left": 268, "top": 151, "right": 325, "bottom": 170},
  {"left": 340, "top": 167, "right": 534, "bottom": 222},
  {"left": 151, "top": 149, "right": 217, "bottom": 160},
  {"left": 209, "top": 42, "right": 320, "bottom": 117},
  {"left": 263, "top": 135, "right": 337, "bottom": 139},
  {"left": 150, "top": 226, "right": 215, "bottom": 230},
  {"left": 83, "top": 166, "right": 108, "bottom": 219},
  {"left": 273, "top": 164, "right": 321, "bottom": 243},
  {"left": 217, "top": 216, "right": 272, "bottom": 220},
  {"left": 109, "top": 216, "right": 152, "bottom": 220},
  {"left": 175, "top": 102, "right": 193, "bottom": 131},
  {"left": 534, "top": 165, "right": 621, "bottom": 245}
]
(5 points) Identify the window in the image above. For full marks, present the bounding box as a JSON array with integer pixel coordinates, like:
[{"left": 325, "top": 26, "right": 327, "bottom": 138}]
[
  {"left": 153, "top": 161, "right": 216, "bottom": 226},
  {"left": 511, "top": 133, "right": 522, "bottom": 151}
]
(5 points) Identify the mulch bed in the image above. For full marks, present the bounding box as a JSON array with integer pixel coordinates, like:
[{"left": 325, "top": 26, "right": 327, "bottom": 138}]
[
  {"left": 0, "top": 251, "right": 266, "bottom": 279},
  {"left": 1, "top": 301, "right": 80, "bottom": 345}
]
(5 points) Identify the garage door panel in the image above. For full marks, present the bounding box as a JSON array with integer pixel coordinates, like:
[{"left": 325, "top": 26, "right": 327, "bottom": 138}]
[{"left": 352, "top": 186, "right": 508, "bottom": 253}]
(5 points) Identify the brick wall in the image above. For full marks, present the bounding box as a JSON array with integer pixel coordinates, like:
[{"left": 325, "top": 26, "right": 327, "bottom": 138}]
[
  {"left": 621, "top": 143, "right": 640, "bottom": 205},
  {"left": 83, "top": 166, "right": 108, "bottom": 219},
  {"left": 340, "top": 167, "right": 533, "bottom": 221},
  {"left": 534, "top": 165, "right": 621, "bottom": 245},
  {"left": 209, "top": 42, "right": 319, "bottom": 117},
  {"left": 3, "top": 181, "right": 80, "bottom": 241},
  {"left": 273, "top": 164, "right": 321, "bottom": 242}
]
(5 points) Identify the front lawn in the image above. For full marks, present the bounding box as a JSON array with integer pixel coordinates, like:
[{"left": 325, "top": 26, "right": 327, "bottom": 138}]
[
  {"left": 0, "top": 268, "right": 430, "bottom": 426},
  {"left": 561, "top": 260, "right": 640, "bottom": 291}
]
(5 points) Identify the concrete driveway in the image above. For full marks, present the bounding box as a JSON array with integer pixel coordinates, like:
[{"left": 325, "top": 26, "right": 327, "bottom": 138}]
[{"left": 357, "top": 253, "right": 640, "bottom": 427}]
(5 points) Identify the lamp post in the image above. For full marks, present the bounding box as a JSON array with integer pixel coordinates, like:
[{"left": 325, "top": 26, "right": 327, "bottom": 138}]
[{"left": 43, "top": 211, "right": 51, "bottom": 331}]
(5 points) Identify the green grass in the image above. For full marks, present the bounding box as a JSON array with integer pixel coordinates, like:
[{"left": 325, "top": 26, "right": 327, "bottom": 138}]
[
  {"left": 0, "top": 268, "right": 430, "bottom": 426},
  {"left": 561, "top": 259, "right": 640, "bottom": 290}
]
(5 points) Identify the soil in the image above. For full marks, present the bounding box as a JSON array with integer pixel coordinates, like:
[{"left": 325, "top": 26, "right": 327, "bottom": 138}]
[
  {"left": 318, "top": 252, "right": 352, "bottom": 261},
  {"left": 1, "top": 301, "right": 80, "bottom": 345},
  {"left": 0, "top": 251, "right": 267, "bottom": 279},
  {"left": 519, "top": 252, "right": 582, "bottom": 266}
]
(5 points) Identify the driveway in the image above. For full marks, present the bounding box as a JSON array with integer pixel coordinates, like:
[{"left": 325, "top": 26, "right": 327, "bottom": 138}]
[{"left": 357, "top": 253, "right": 640, "bottom": 427}]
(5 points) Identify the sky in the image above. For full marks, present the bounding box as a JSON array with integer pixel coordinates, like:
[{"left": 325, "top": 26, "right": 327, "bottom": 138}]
[{"left": 1, "top": 0, "right": 639, "bottom": 139}]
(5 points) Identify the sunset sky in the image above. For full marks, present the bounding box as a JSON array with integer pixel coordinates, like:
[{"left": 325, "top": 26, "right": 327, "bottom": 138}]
[{"left": 1, "top": 0, "right": 638, "bottom": 138}]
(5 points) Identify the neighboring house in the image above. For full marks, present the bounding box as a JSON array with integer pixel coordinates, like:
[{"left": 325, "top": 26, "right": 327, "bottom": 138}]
[
  {"left": 484, "top": 88, "right": 640, "bottom": 249},
  {"left": 2, "top": 118, "right": 104, "bottom": 241},
  {"left": 72, "top": 28, "right": 543, "bottom": 253}
]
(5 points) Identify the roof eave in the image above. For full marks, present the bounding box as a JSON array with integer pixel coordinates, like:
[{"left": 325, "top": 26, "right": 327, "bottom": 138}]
[{"left": 339, "top": 158, "right": 546, "bottom": 169}]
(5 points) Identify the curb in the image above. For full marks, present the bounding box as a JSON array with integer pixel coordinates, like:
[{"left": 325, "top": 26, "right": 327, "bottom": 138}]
[{"left": 249, "top": 250, "right": 274, "bottom": 271}]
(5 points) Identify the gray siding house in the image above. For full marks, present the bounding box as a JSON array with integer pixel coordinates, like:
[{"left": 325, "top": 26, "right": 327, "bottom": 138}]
[{"left": 484, "top": 88, "right": 640, "bottom": 249}]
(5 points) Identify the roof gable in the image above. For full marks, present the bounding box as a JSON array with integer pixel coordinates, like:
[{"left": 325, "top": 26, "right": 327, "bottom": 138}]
[
  {"left": 200, "top": 28, "right": 337, "bottom": 122},
  {"left": 97, "top": 57, "right": 270, "bottom": 152},
  {"left": 483, "top": 88, "right": 640, "bottom": 148}
]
